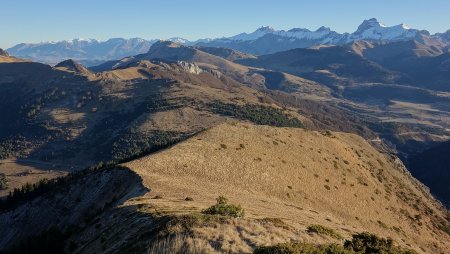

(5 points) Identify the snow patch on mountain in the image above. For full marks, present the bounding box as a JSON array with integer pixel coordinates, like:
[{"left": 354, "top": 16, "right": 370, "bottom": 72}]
[
  {"left": 206, "top": 18, "right": 426, "bottom": 45},
  {"left": 6, "top": 18, "right": 449, "bottom": 65},
  {"left": 348, "top": 18, "right": 417, "bottom": 41},
  {"left": 229, "top": 26, "right": 276, "bottom": 41}
]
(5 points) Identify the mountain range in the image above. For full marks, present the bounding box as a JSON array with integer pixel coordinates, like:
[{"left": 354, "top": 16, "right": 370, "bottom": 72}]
[
  {"left": 7, "top": 38, "right": 155, "bottom": 66},
  {"left": 7, "top": 18, "right": 450, "bottom": 66}
]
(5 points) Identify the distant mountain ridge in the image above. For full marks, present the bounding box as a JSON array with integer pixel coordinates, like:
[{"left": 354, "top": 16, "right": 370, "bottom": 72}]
[
  {"left": 7, "top": 38, "right": 156, "bottom": 66},
  {"left": 7, "top": 18, "right": 450, "bottom": 65},
  {"left": 214, "top": 18, "right": 420, "bottom": 44},
  {"left": 196, "top": 18, "right": 449, "bottom": 55}
]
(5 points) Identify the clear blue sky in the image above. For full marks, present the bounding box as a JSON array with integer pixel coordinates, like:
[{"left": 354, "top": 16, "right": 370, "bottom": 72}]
[{"left": 1, "top": 0, "right": 449, "bottom": 49}]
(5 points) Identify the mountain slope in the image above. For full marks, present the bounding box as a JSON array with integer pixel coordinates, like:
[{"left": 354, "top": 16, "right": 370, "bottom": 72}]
[
  {"left": 91, "top": 41, "right": 332, "bottom": 97},
  {"left": 237, "top": 46, "right": 406, "bottom": 87},
  {"left": 1, "top": 123, "right": 449, "bottom": 253},
  {"left": 233, "top": 43, "right": 450, "bottom": 170},
  {"left": 0, "top": 49, "right": 30, "bottom": 63},
  {"left": 349, "top": 40, "right": 450, "bottom": 91},
  {"left": 1, "top": 52, "right": 320, "bottom": 197},
  {"left": 194, "top": 46, "right": 257, "bottom": 61},
  {"left": 0, "top": 57, "right": 302, "bottom": 165},
  {"left": 3, "top": 40, "right": 450, "bottom": 210}
]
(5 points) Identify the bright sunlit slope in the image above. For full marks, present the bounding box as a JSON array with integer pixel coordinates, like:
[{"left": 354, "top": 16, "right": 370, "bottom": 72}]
[{"left": 124, "top": 122, "right": 450, "bottom": 253}]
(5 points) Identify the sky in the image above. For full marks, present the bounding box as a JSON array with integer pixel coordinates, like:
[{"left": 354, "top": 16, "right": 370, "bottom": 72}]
[{"left": 1, "top": 0, "right": 449, "bottom": 49}]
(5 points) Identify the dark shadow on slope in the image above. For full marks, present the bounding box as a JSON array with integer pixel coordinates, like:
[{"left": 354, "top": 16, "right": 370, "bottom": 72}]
[
  {"left": 20, "top": 78, "right": 190, "bottom": 168},
  {"left": 407, "top": 141, "right": 450, "bottom": 209},
  {"left": 0, "top": 62, "right": 98, "bottom": 162},
  {"left": 0, "top": 165, "right": 149, "bottom": 252}
]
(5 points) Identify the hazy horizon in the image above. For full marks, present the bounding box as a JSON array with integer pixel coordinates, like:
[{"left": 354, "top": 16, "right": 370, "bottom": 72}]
[{"left": 1, "top": 0, "right": 450, "bottom": 49}]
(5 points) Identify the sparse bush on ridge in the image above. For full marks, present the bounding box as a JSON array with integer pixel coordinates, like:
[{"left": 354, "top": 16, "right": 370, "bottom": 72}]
[
  {"left": 202, "top": 196, "right": 244, "bottom": 218},
  {"left": 307, "top": 224, "right": 342, "bottom": 239},
  {"left": 377, "top": 220, "right": 388, "bottom": 229},
  {"left": 257, "top": 218, "right": 290, "bottom": 229},
  {"left": 357, "top": 176, "right": 368, "bottom": 186}
]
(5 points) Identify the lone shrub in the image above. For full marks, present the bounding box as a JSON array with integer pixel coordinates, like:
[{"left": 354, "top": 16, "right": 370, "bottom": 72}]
[{"left": 202, "top": 196, "right": 244, "bottom": 218}]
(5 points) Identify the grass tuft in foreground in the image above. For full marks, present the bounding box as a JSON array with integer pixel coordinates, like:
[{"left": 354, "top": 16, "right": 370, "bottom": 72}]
[{"left": 201, "top": 196, "right": 244, "bottom": 218}]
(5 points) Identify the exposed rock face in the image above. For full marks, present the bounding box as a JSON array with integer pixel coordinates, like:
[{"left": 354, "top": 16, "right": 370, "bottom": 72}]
[
  {"left": 0, "top": 48, "right": 9, "bottom": 57},
  {"left": 176, "top": 61, "right": 202, "bottom": 74}
]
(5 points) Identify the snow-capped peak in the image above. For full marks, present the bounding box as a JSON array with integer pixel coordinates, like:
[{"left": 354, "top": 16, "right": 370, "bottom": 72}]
[
  {"left": 399, "top": 23, "right": 410, "bottom": 30},
  {"left": 69, "top": 38, "right": 99, "bottom": 43},
  {"left": 316, "top": 26, "right": 331, "bottom": 32},
  {"left": 211, "top": 18, "right": 423, "bottom": 45},
  {"left": 350, "top": 18, "right": 418, "bottom": 41},
  {"left": 227, "top": 25, "right": 338, "bottom": 42},
  {"left": 355, "top": 18, "right": 386, "bottom": 34},
  {"left": 192, "top": 18, "right": 435, "bottom": 52},
  {"left": 256, "top": 26, "right": 275, "bottom": 33},
  {"left": 228, "top": 26, "right": 276, "bottom": 41},
  {"left": 168, "top": 37, "right": 190, "bottom": 44}
]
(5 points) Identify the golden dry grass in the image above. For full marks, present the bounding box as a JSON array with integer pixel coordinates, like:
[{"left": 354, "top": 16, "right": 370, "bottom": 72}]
[
  {"left": 0, "top": 159, "right": 68, "bottom": 197},
  {"left": 0, "top": 56, "right": 30, "bottom": 63},
  {"left": 123, "top": 122, "right": 450, "bottom": 253}
]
